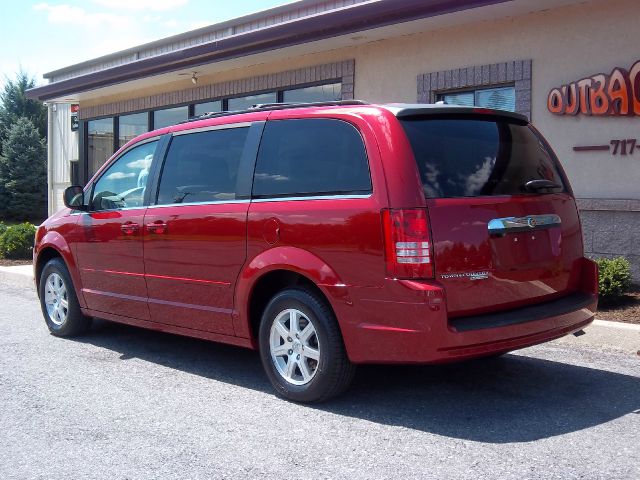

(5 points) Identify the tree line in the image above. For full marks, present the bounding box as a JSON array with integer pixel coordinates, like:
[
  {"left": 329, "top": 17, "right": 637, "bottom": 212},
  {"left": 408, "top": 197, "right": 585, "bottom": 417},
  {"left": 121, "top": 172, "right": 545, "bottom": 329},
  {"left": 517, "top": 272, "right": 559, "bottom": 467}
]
[{"left": 0, "top": 72, "right": 47, "bottom": 222}]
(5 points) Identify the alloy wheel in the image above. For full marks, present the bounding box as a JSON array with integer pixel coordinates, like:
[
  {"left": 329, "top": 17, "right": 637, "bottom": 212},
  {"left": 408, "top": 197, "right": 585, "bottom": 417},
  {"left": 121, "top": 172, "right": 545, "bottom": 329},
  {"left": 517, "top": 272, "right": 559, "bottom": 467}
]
[
  {"left": 269, "top": 308, "right": 321, "bottom": 385},
  {"left": 44, "top": 272, "right": 69, "bottom": 326}
]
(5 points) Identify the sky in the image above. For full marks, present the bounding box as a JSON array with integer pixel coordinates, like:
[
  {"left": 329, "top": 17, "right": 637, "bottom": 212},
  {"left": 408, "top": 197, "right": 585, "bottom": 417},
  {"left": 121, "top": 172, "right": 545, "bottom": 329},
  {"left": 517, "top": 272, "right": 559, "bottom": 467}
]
[{"left": 0, "top": 0, "right": 289, "bottom": 88}]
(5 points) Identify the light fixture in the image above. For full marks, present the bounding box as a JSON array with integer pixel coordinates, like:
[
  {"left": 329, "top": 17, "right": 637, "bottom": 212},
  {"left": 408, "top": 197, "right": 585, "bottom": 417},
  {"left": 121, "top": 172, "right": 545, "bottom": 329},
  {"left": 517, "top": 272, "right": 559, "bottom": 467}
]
[{"left": 178, "top": 71, "right": 199, "bottom": 85}]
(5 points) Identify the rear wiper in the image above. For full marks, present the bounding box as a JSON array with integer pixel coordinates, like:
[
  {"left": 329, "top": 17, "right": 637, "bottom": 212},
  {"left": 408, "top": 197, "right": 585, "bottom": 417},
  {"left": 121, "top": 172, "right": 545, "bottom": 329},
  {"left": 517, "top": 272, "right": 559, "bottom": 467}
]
[{"left": 524, "top": 179, "right": 562, "bottom": 191}]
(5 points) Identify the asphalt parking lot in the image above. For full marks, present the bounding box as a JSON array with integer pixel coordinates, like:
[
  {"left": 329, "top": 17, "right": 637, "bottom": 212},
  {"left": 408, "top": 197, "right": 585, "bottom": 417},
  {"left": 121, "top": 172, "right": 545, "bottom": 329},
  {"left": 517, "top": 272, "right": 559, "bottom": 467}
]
[{"left": 1, "top": 281, "right": 638, "bottom": 480}]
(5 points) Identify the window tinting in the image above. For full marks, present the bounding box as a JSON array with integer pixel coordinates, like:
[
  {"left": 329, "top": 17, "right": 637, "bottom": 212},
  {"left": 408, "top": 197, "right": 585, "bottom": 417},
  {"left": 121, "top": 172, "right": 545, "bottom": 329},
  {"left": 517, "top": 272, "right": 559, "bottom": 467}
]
[
  {"left": 253, "top": 119, "right": 371, "bottom": 198},
  {"left": 400, "top": 117, "right": 566, "bottom": 198},
  {"left": 156, "top": 127, "right": 249, "bottom": 205},
  {"left": 91, "top": 140, "right": 157, "bottom": 211},
  {"left": 119, "top": 112, "right": 148, "bottom": 147},
  {"left": 154, "top": 106, "right": 188, "bottom": 129},
  {"left": 441, "top": 86, "right": 516, "bottom": 112},
  {"left": 282, "top": 83, "right": 342, "bottom": 103},
  {"left": 87, "top": 118, "right": 114, "bottom": 176}
]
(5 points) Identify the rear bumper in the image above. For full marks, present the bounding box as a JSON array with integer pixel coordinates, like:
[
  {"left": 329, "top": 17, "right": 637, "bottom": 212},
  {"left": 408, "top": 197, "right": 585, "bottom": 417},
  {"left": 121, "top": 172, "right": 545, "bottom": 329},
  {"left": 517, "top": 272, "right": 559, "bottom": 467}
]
[{"left": 339, "top": 258, "right": 598, "bottom": 364}]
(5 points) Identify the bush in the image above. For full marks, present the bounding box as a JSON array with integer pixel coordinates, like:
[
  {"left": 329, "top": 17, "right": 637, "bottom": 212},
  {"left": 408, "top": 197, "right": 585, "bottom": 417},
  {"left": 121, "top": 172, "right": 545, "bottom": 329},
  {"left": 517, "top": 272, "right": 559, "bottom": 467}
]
[
  {"left": 596, "top": 257, "right": 632, "bottom": 302},
  {"left": 0, "top": 221, "right": 7, "bottom": 236},
  {"left": 0, "top": 222, "right": 36, "bottom": 259}
]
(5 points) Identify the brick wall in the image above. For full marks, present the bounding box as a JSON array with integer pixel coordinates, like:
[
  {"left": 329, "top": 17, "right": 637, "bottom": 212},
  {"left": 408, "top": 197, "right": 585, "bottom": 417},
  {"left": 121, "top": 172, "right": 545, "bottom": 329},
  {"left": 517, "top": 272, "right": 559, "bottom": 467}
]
[
  {"left": 417, "top": 59, "right": 532, "bottom": 119},
  {"left": 577, "top": 199, "right": 640, "bottom": 280}
]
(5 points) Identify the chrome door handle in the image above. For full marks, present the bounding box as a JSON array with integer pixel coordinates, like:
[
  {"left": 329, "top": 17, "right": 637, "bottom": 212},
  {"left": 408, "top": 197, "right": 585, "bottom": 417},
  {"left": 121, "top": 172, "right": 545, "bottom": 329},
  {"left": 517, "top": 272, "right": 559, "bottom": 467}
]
[
  {"left": 120, "top": 222, "right": 139, "bottom": 235},
  {"left": 146, "top": 221, "right": 168, "bottom": 234}
]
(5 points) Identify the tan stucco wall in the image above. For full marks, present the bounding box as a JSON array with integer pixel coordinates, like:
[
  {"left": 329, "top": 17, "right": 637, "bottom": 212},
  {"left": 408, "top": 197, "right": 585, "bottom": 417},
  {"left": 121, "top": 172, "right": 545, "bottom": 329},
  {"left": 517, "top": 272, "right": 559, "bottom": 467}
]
[
  {"left": 79, "top": 0, "right": 640, "bottom": 201},
  {"left": 350, "top": 0, "right": 640, "bottom": 200}
]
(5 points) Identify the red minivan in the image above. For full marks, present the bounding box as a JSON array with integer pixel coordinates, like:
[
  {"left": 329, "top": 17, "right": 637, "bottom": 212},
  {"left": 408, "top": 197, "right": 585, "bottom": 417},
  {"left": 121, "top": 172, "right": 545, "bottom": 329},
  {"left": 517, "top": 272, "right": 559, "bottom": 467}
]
[{"left": 34, "top": 101, "right": 598, "bottom": 402}]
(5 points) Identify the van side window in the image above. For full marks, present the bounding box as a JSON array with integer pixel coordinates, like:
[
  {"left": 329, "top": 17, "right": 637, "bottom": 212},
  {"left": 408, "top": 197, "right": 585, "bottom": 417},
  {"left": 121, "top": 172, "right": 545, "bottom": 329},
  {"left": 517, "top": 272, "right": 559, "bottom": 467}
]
[
  {"left": 252, "top": 119, "right": 371, "bottom": 198},
  {"left": 91, "top": 140, "right": 157, "bottom": 211},
  {"left": 156, "top": 127, "right": 249, "bottom": 205}
]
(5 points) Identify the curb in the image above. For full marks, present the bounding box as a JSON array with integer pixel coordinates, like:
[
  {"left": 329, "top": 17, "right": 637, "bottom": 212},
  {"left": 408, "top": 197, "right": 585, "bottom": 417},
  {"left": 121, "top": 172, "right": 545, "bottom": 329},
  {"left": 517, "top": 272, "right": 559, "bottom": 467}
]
[{"left": 593, "top": 319, "right": 640, "bottom": 331}]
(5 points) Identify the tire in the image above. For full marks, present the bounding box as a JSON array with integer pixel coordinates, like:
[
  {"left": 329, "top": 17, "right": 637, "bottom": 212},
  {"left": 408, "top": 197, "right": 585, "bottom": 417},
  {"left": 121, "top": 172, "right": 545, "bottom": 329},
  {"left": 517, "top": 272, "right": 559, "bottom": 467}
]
[
  {"left": 39, "top": 258, "right": 91, "bottom": 337},
  {"left": 258, "top": 288, "right": 355, "bottom": 403}
]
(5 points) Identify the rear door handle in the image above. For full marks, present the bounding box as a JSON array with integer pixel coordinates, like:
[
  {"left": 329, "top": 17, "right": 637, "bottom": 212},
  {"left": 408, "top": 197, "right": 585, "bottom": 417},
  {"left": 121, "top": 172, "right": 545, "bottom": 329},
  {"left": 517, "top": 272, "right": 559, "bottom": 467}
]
[
  {"left": 120, "top": 222, "right": 139, "bottom": 235},
  {"left": 146, "top": 221, "right": 168, "bottom": 234}
]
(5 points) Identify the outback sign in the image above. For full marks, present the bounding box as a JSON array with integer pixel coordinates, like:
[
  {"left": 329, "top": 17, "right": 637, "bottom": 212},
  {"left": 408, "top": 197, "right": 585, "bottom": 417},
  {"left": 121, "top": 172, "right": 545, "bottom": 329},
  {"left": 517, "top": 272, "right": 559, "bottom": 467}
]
[{"left": 547, "top": 60, "right": 640, "bottom": 116}]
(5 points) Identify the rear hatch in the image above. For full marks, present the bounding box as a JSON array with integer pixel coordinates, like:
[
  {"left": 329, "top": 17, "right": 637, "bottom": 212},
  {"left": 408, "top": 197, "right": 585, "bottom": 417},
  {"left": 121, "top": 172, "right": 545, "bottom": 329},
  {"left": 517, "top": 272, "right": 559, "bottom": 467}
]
[{"left": 400, "top": 111, "right": 584, "bottom": 317}]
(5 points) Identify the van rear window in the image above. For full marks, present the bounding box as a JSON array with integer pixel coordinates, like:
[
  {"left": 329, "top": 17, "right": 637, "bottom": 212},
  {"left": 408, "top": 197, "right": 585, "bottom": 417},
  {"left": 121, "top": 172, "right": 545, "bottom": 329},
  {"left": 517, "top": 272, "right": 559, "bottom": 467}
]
[{"left": 400, "top": 116, "right": 566, "bottom": 198}]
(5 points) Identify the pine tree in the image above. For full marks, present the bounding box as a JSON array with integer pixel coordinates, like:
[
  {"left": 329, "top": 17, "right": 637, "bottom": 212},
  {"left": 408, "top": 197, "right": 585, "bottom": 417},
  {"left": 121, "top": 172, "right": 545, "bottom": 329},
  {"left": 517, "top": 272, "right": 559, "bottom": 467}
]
[
  {"left": 0, "top": 118, "right": 47, "bottom": 220},
  {"left": 0, "top": 72, "right": 47, "bottom": 154}
]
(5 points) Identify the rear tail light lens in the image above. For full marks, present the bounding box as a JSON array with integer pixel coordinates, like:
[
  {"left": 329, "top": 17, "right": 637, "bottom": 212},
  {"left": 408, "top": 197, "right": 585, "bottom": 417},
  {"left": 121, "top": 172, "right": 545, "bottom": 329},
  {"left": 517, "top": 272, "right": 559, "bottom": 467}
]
[{"left": 382, "top": 208, "right": 434, "bottom": 278}]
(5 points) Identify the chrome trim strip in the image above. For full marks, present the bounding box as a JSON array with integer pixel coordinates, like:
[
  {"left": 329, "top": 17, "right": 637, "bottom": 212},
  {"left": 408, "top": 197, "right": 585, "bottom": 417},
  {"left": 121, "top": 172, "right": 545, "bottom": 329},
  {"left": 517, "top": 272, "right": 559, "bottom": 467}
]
[
  {"left": 73, "top": 194, "right": 370, "bottom": 213},
  {"left": 251, "top": 193, "right": 372, "bottom": 203},
  {"left": 70, "top": 206, "right": 148, "bottom": 215},
  {"left": 488, "top": 214, "right": 562, "bottom": 235},
  {"left": 147, "top": 199, "right": 251, "bottom": 209},
  {"left": 172, "top": 122, "right": 251, "bottom": 136}
]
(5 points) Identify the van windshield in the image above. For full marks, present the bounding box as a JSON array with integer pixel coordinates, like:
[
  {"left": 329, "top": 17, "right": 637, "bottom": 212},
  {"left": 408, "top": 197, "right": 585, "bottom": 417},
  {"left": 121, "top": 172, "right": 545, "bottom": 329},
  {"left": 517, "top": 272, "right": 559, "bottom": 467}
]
[{"left": 400, "top": 116, "right": 566, "bottom": 198}]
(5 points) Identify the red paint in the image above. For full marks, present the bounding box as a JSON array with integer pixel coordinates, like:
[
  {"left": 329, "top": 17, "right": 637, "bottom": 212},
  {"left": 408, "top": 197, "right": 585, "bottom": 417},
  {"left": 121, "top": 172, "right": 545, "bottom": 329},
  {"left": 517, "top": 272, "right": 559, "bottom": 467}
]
[{"left": 34, "top": 103, "right": 598, "bottom": 365}]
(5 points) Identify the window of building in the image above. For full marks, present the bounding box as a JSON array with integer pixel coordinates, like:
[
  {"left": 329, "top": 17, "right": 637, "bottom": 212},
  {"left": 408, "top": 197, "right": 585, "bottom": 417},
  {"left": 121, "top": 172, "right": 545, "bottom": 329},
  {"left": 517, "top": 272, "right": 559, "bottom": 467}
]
[
  {"left": 87, "top": 117, "right": 114, "bottom": 177},
  {"left": 439, "top": 86, "right": 516, "bottom": 112},
  {"left": 253, "top": 119, "right": 371, "bottom": 198},
  {"left": 228, "top": 92, "right": 277, "bottom": 111},
  {"left": 154, "top": 106, "right": 188, "bottom": 129},
  {"left": 91, "top": 140, "right": 158, "bottom": 211},
  {"left": 282, "top": 83, "right": 342, "bottom": 103},
  {"left": 194, "top": 100, "right": 222, "bottom": 116},
  {"left": 156, "top": 127, "right": 250, "bottom": 205},
  {"left": 118, "top": 112, "right": 149, "bottom": 147}
]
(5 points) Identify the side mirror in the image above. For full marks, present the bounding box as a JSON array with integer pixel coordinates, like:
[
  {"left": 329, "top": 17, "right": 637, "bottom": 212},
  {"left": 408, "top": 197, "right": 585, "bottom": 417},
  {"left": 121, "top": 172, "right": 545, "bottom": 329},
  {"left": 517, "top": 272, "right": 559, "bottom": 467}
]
[{"left": 63, "top": 185, "right": 87, "bottom": 211}]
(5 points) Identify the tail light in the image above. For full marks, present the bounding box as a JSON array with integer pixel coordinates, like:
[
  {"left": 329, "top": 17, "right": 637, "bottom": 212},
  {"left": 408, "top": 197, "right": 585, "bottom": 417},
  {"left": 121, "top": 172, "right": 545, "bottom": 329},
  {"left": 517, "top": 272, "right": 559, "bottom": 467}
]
[{"left": 382, "top": 208, "right": 433, "bottom": 279}]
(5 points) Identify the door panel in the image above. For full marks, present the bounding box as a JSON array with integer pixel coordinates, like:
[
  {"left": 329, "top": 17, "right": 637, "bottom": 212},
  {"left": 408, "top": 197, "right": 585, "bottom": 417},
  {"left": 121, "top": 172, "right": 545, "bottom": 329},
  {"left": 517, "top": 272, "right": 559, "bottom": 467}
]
[
  {"left": 143, "top": 203, "right": 249, "bottom": 334},
  {"left": 76, "top": 209, "right": 149, "bottom": 319},
  {"left": 74, "top": 138, "right": 159, "bottom": 320},
  {"left": 143, "top": 124, "right": 256, "bottom": 334}
]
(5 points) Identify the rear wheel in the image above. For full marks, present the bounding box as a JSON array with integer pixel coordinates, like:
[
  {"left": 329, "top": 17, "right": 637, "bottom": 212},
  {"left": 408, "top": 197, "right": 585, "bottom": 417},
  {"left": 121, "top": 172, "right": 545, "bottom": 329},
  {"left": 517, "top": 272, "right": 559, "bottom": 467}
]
[
  {"left": 39, "top": 258, "right": 91, "bottom": 337},
  {"left": 258, "top": 288, "right": 355, "bottom": 402}
]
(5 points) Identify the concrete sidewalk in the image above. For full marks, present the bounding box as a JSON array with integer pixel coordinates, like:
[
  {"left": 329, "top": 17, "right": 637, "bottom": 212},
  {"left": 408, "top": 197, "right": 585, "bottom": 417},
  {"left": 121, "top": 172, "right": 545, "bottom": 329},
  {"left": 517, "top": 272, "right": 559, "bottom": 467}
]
[
  {"left": 0, "top": 265, "right": 34, "bottom": 289},
  {"left": 1, "top": 264, "right": 638, "bottom": 354}
]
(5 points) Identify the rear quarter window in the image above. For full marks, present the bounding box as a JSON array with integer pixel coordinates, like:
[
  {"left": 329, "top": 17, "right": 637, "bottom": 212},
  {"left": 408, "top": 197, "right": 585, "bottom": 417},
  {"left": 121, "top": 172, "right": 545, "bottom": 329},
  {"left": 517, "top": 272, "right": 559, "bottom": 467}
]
[
  {"left": 252, "top": 118, "right": 371, "bottom": 198},
  {"left": 400, "top": 116, "right": 566, "bottom": 198}
]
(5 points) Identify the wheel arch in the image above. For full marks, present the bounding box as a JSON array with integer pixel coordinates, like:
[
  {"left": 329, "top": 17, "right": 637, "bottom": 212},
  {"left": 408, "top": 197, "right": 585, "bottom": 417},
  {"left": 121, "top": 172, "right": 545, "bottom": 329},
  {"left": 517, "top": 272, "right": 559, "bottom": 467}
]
[
  {"left": 234, "top": 246, "right": 352, "bottom": 345},
  {"left": 35, "top": 233, "right": 85, "bottom": 308}
]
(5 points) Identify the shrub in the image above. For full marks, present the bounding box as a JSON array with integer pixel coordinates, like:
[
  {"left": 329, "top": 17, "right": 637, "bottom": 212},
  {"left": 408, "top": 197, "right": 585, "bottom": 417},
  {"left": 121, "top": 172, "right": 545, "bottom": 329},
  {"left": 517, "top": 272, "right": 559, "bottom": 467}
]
[
  {"left": 0, "top": 221, "right": 7, "bottom": 236},
  {"left": 0, "top": 222, "right": 36, "bottom": 259},
  {"left": 596, "top": 257, "right": 632, "bottom": 302}
]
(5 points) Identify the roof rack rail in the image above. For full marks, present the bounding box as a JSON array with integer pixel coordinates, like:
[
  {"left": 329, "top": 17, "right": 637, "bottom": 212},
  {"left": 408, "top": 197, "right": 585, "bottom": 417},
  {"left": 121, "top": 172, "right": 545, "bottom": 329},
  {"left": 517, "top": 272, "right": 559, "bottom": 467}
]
[{"left": 184, "top": 100, "right": 369, "bottom": 123}]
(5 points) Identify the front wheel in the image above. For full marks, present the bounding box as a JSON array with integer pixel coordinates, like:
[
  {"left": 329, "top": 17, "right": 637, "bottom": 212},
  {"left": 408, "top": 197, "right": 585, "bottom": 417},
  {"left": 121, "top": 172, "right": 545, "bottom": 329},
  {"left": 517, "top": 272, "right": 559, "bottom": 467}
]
[
  {"left": 258, "top": 288, "right": 355, "bottom": 403},
  {"left": 39, "top": 258, "right": 91, "bottom": 337}
]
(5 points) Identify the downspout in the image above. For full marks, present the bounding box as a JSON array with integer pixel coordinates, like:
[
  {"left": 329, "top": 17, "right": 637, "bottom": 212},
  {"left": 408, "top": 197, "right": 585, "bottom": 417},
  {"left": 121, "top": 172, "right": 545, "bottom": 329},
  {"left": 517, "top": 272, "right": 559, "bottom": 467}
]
[{"left": 47, "top": 104, "right": 54, "bottom": 217}]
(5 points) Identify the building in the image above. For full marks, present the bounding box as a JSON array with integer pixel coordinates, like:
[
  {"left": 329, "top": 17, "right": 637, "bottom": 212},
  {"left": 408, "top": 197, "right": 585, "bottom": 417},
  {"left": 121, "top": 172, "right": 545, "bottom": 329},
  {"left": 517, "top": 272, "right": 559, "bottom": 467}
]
[{"left": 27, "top": 0, "right": 640, "bottom": 278}]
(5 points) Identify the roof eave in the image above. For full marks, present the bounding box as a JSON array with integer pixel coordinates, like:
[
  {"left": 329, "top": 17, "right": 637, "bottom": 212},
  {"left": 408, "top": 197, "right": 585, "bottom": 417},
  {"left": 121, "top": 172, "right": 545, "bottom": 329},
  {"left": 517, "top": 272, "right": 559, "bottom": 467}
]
[{"left": 27, "top": 0, "right": 507, "bottom": 102}]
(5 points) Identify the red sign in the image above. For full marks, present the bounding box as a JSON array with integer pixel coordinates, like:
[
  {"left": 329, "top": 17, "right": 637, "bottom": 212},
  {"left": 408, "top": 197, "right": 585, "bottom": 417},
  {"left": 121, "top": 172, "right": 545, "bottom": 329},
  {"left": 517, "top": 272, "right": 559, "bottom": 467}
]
[{"left": 548, "top": 60, "right": 640, "bottom": 116}]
